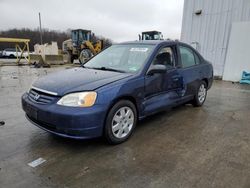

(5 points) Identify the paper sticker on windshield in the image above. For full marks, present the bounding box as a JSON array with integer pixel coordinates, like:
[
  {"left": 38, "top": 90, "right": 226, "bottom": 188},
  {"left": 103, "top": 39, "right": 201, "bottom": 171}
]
[{"left": 130, "top": 48, "right": 148, "bottom": 52}]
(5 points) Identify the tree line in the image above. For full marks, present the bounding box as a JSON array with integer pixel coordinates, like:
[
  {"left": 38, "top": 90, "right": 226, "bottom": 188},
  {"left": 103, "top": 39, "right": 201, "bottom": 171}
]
[{"left": 0, "top": 28, "right": 112, "bottom": 51}]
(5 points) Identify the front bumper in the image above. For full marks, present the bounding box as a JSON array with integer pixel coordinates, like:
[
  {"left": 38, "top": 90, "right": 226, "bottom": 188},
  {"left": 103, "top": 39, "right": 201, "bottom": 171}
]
[{"left": 22, "top": 93, "right": 107, "bottom": 139}]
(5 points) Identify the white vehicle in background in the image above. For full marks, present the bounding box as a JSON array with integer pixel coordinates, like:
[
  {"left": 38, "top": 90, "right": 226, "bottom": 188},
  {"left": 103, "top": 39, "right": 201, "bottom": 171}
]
[{"left": 2, "top": 48, "right": 29, "bottom": 58}]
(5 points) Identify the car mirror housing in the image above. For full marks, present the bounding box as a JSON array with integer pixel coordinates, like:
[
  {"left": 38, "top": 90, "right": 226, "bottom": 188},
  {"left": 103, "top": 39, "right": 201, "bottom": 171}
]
[{"left": 147, "top": 64, "right": 167, "bottom": 75}]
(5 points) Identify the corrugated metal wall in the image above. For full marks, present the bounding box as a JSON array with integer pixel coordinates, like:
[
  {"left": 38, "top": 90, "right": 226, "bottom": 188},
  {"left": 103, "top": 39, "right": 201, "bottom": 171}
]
[{"left": 181, "top": 0, "right": 250, "bottom": 76}]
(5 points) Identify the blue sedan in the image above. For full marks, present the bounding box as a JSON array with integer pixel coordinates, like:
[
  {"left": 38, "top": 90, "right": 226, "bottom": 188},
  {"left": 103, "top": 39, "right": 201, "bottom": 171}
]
[{"left": 22, "top": 40, "right": 213, "bottom": 144}]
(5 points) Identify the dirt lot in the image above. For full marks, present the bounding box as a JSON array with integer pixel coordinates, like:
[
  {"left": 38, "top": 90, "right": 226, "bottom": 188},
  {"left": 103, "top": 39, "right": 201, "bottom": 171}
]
[{"left": 0, "top": 65, "right": 250, "bottom": 188}]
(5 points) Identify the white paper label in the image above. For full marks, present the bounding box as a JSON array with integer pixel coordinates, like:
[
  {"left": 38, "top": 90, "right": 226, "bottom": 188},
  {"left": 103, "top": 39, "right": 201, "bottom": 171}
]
[
  {"left": 130, "top": 48, "right": 148, "bottom": 52},
  {"left": 28, "top": 158, "right": 46, "bottom": 167}
]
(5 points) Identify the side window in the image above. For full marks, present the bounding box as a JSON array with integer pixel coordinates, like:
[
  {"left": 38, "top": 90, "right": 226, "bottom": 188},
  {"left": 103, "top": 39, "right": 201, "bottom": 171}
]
[
  {"left": 179, "top": 46, "right": 196, "bottom": 68},
  {"left": 153, "top": 46, "right": 175, "bottom": 68},
  {"left": 194, "top": 51, "right": 201, "bottom": 64}
]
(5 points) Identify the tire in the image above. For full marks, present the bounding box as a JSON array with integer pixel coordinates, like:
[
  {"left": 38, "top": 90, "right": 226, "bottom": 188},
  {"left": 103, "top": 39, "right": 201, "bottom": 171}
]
[
  {"left": 65, "top": 51, "right": 74, "bottom": 63},
  {"left": 9, "top": 54, "right": 15, "bottom": 59},
  {"left": 192, "top": 81, "right": 207, "bottom": 107},
  {"left": 104, "top": 100, "right": 137, "bottom": 144},
  {"left": 79, "top": 49, "right": 92, "bottom": 64},
  {"left": 71, "top": 56, "right": 75, "bottom": 63}
]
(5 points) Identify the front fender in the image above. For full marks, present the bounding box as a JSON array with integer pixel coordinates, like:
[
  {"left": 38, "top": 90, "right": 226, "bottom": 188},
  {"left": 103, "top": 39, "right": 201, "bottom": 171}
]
[{"left": 96, "top": 76, "right": 145, "bottom": 118}]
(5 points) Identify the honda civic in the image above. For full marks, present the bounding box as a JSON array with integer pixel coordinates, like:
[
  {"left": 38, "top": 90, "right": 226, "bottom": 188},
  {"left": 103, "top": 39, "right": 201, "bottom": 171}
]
[{"left": 22, "top": 40, "right": 213, "bottom": 144}]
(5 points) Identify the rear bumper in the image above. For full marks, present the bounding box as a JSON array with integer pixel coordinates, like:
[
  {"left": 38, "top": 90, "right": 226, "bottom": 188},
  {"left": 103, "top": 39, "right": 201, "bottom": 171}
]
[{"left": 22, "top": 93, "right": 107, "bottom": 139}]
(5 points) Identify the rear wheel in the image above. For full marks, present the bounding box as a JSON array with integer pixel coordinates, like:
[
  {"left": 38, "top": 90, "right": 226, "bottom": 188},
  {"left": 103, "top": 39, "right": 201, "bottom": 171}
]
[
  {"left": 192, "top": 81, "right": 207, "bottom": 107},
  {"left": 66, "top": 51, "right": 74, "bottom": 63},
  {"left": 104, "top": 100, "right": 137, "bottom": 144}
]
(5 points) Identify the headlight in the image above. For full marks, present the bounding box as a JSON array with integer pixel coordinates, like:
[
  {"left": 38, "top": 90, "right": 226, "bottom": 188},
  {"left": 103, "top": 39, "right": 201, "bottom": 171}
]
[{"left": 57, "top": 92, "right": 97, "bottom": 107}]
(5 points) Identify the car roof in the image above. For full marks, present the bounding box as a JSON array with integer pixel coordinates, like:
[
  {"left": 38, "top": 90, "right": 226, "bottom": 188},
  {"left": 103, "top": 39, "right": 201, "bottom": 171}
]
[
  {"left": 118, "top": 40, "right": 183, "bottom": 46},
  {"left": 4, "top": 48, "right": 17, "bottom": 51}
]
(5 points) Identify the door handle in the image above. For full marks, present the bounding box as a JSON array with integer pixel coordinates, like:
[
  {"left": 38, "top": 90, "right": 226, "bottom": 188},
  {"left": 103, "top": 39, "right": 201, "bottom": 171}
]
[{"left": 172, "top": 75, "right": 181, "bottom": 81}]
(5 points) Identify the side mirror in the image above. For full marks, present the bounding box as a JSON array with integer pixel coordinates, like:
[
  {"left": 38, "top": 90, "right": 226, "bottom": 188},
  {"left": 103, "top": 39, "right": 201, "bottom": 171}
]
[
  {"left": 147, "top": 64, "right": 167, "bottom": 75},
  {"left": 138, "top": 34, "right": 141, "bottom": 41}
]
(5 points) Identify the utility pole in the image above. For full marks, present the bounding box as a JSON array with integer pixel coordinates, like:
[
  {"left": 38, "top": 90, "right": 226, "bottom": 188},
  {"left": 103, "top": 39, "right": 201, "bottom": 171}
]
[{"left": 39, "top": 12, "right": 43, "bottom": 45}]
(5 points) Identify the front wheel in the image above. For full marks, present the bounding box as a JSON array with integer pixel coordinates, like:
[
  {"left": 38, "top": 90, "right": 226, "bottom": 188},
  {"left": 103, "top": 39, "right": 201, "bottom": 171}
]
[
  {"left": 66, "top": 51, "right": 74, "bottom": 63},
  {"left": 192, "top": 81, "right": 207, "bottom": 107},
  {"left": 9, "top": 54, "right": 15, "bottom": 59},
  {"left": 79, "top": 49, "right": 92, "bottom": 64},
  {"left": 104, "top": 100, "right": 137, "bottom": 144}
]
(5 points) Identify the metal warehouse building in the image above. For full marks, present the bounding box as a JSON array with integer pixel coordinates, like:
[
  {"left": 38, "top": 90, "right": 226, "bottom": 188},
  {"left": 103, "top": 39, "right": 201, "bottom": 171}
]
[{"left": 181, "top": 0, "right": 250, "bottom": 80}]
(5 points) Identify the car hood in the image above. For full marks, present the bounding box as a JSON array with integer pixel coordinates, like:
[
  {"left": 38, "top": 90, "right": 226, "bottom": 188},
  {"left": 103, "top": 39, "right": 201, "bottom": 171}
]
[{"left": 32, "top": 67, "right": 132, "bottom": 96}]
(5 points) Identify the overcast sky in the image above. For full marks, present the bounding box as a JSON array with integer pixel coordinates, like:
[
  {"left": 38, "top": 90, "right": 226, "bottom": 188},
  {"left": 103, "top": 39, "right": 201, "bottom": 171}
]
[{"left": 0, "top": 0, "right": 184, "bottom": 42}]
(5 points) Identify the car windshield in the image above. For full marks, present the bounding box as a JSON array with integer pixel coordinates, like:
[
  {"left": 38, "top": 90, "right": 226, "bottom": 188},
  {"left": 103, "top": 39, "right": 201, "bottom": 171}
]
[{"left": 84, "top": 44, "right": 154, "bottom": 73}]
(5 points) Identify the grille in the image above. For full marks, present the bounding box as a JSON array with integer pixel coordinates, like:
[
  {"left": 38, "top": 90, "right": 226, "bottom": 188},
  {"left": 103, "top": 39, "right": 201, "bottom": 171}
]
[
  {"left": 27, "top": 115, "right": 81, "bottom": 137},
  {"left": 28, "top": 88, "right": 57, "bottom": 104}
]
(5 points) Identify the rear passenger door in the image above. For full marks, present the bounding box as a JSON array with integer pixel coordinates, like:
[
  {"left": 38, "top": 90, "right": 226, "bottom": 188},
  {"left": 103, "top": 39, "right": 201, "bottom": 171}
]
[{"left": 177, "top": 44, "right": 202, "bottom": 98}]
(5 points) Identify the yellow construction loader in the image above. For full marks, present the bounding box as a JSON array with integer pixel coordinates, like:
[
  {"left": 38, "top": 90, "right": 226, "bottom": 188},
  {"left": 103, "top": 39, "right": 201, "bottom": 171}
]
[{"left": 62, "top": 29, "right": 103, "bottom": 63}]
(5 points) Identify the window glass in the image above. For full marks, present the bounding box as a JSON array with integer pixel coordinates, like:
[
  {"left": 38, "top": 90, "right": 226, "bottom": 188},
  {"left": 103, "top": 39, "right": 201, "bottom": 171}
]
[
  {"left": 71, "top": 31, "right": 77, "bottom": 42},
  {"left": 179, "top": 46, "right": 196, "bottom": 68},
  {"left": 194, "top": 51, "right": 201, "bottom": 64},
  {"left": 5, "top": 48, "right": 16, "bottom": 52},
  {"left": 152, "top": 47, "right": 175, "bottom": 69},
  {"left": 79, "top": 32, "right": 83, "bottom": 41},
  {"left": 84, "top": 44, "right": 154, "bottom": 73}
]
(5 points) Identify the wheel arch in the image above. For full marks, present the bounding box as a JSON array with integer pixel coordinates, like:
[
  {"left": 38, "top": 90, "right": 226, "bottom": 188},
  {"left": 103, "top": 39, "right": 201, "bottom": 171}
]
[
  {"left": 108, "top": 95, "right": 139, "bottom": 118},
  {"left": 202, "top": 78, "right": 208, "bottom": 88},
  {"left": 103, "top": 95, "right": 139, "bottom": 134}
]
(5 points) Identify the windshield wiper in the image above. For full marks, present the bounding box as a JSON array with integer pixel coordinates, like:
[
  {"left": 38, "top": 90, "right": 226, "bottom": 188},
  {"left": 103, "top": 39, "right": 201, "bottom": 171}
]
[
  {"left": 91, "top": 67, "right": 126, "bottom": 73},
  {"left": 81, "top": 65, "right": 93, "bottom": 69}
]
